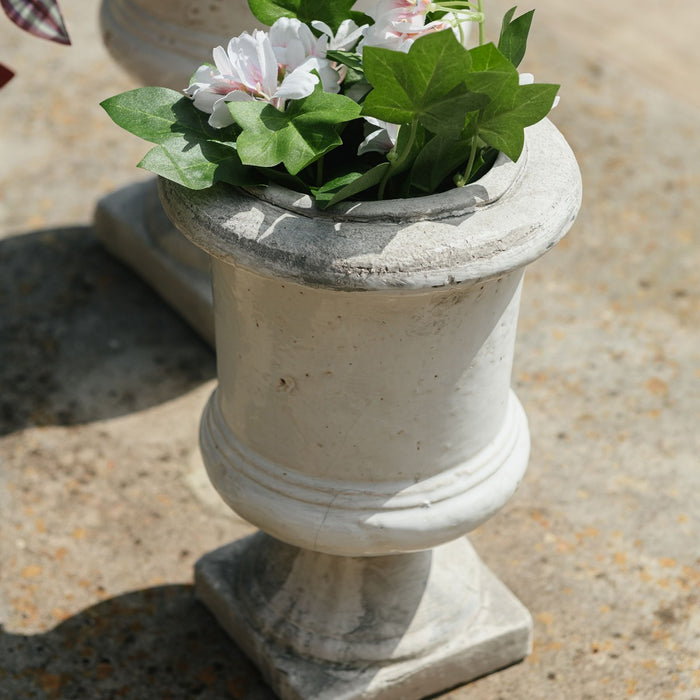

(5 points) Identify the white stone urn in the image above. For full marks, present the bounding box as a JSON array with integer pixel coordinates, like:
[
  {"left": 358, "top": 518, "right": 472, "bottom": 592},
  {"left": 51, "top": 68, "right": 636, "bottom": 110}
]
[{"left": 159, "top": 118, "right": 582, "bottom": 699}]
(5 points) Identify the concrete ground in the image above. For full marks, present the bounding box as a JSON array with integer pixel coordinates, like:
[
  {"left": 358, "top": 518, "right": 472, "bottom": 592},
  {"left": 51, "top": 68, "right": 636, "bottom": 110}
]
[{"left": 1, "top": 1, "right": 698, "bottom": 698}]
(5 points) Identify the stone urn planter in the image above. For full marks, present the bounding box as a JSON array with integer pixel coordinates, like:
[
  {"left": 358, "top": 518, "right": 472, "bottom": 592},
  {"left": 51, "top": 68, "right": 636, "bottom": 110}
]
[{"left": 159, "top": 117, "right": 582, "bottom": 700}]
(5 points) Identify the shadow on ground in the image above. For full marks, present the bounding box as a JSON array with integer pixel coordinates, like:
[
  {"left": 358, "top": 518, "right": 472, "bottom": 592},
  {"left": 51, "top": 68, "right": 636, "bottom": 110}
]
[
  {"left": 0, "top": 585, "right": 274, "bottom": 699},
  {"left": 0, "top": 227, "right": 215, "bottom": 435}
]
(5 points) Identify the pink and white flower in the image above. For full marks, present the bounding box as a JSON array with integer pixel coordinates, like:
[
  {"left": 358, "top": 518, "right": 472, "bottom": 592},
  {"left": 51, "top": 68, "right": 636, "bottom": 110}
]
[
  {"left": 370, "top": 0, "right": 432, "bottom": 31},
  {"left": 312, "top": 18, "right": 366, "bottom": 51},
  {"left": 359, "top": 0, "right": 472, "bottom": 53},
  {"left": 185, "top": 18, "right": 339, "bottom": 127},
  {"left": 269, "top": 17, "right": 339, "bottom": 95},
  {"left": 185, "top": 29, "right": 279, "bottom": 127}
]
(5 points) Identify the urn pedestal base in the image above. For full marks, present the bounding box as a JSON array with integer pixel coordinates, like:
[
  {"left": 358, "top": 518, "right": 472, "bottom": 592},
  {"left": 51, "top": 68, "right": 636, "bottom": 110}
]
[
  {"left": 195, "top": 533, "right": 532, "bottom": 700},
  {"left": 94, "top": 179, "right": 214, "bottom": 346}
]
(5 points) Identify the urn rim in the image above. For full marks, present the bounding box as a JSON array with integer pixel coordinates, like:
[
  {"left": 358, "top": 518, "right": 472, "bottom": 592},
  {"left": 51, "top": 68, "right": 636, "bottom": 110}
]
[
  {"left": 158, "top": 118, "right": 582, "bottom": 290},
  {"left": 239, "top": 147, "right": 520, "bottom": 224}
]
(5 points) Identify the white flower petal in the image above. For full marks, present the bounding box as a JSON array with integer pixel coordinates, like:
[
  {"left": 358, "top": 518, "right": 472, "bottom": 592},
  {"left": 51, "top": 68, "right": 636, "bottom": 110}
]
[
  {"left": 190, "top": 86, "right": 221, "bottom": 114},
  {"left": 310, "top": 20, "right": 333, "bottom": 39},
  {"left": 285, "top": 40, "right": 307, "bottom": 71},
  {"left": 313, "top": 18, "right": 366, "bottom": 51},
  {"left": 213, "top": 45, "right": 233, "bottom": 76},
  {"left": 300, "top": 57, "right": 340, "bottom": 93},
  {"left": 271, "top": 16, "right": 328, "bottom": 74},
  {"left": 275, "top": 66, "right": 319, "bottom": 101},
  {"left": 335, "top": 20, "right": 366, "bottom": 50},
  {"left": 357, "top": 117, "right": 399, "bottom": 155},
  {"left": 208, "top": 93, "right": 249, "bottom": 127},
  {"left": 358, "top": 128, "right": 390, "bottom": 155},
  {"left": 188, "top": 64, "right": 216, "bottom": 87}
]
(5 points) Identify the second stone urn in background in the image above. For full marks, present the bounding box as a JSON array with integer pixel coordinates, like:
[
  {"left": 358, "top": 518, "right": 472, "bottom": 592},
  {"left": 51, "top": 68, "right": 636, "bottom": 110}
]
[
  {"left": 95, "top": 0, "right": 373, "bottom": 345},
  {"left": 96, "top": 0, "right": 264, "bottom": 345}
]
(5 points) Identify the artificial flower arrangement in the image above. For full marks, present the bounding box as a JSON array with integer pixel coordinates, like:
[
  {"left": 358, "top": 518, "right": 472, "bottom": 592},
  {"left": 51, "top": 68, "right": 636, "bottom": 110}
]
[{"left": 101, "top": 0, "right": 559, "bottom": 208}]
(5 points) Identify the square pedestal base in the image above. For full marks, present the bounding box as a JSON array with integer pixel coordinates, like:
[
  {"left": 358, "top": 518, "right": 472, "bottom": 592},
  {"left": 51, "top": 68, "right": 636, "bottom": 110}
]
[
  {"left": 94, "top": 179, "right": 214, "bottom": 346},
  {"left": 195, "top": 537, "right": 532, "bottom": 700}
]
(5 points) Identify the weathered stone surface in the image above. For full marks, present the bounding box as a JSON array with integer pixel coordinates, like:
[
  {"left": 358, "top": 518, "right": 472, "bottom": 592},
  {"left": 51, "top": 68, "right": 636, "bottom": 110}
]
[
  {"left": 159, "top": 120, "right": 581, "bottom": 290},
  {"left": 1, "top": 1, "right": 700, "bottom": 698},
  {"left": 99, "top": 0, "right": 262, "bottom": 90},
  {"left": 95, "top": 179, "right": 214, "bottom": 346},
  {"left": 196, "top": 534, "right": 532, "bottom": 700}
]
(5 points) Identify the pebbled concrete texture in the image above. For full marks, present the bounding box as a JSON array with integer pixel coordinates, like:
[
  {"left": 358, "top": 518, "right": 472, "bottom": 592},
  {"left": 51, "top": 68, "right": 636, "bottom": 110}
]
[{"left": 1, "top": 2, "right": 698, "bottom": 699}]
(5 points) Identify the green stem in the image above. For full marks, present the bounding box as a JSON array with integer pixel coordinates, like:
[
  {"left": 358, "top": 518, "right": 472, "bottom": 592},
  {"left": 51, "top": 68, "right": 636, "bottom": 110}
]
[
  {"left": 477, "top": 0, "right": 485, "bottom": 45},
  {"left": 378, "top": 118, "right": 419, "bottom": 200},
  {"left": 434, "top": 1, "right": 480, "bottom": 9},
  {"left": 455, "top": 125, "right": 480, "bottom": 187},
  {"left": 316, "top": 156, "right": 324, "bottom": 187}
]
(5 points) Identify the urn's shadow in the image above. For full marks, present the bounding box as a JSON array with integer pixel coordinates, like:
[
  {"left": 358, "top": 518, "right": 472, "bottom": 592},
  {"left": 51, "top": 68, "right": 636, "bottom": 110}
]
[
  {"left": 0, "top": 226, "right": 215, "bottom": 436},
  {"left": 0, "top": 585, "right": 275, "bottom": 699}
]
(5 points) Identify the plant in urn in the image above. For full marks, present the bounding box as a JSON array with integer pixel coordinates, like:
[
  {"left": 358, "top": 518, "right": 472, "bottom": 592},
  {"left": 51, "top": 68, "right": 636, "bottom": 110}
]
[{"left": 102, "top": 1, "right": 582, "bottom": 697}]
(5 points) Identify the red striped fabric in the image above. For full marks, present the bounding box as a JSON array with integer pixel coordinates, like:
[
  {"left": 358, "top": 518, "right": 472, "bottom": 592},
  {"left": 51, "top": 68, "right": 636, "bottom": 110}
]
[
  {"left": 0, "top": 63, "right": 14, "bottom": 88},
  {"left": 1, "top": 0, "right": 71, "bottom": 45}
]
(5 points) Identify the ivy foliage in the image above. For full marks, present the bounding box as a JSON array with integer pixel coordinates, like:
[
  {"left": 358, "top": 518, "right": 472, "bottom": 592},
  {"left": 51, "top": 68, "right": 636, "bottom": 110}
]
[{"left": 102, "top": 3, "right": 558, "bottom": 207}]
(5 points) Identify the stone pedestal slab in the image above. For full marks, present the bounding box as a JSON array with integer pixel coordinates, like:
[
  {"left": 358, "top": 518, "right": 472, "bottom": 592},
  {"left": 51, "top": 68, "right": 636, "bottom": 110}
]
[
  {"left": 196, "top": 533, "right": 532, "bottom": 700},
  {"left": 94, "top": 178, "right": 214, "bottom": 346}
]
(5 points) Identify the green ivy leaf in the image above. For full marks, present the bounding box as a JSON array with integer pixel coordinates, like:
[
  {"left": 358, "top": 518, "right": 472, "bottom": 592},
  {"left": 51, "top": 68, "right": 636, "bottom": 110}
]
[
  {"left": 463, "top": 42, "right": 517, "bottom": 101},
  {"left": 362, "top": 30, "right": 483, "bottom": 135},
  {"left": 262, "top": 167, "right": 311, "bottom": 193},
  {"left": 478, "top": 82, "right": 559, "bottom": 161},
  {"left": 312, "top": 163, "right": 391, "bottom": 208},
  {"left": 453, "top": 43, "right": 559, "bottom": 166},
  {"left": 410, "top": 133, "right": 472, "bottom": 193},
  {"left": 326, "top": 50, "right": 363, "bottom": 72},
  {"left": 389, "top": 120, "right": 426, "bottom": 176},
  {"left": 498, "top": 7, "right": 534, "bottom": 68},
  {"left": 229, "top": 83, "right": 362, "bottom": 175},
  {"left": 100, "top": 87, "right": 240, "bottom": 145},
  {"left": 349, "top": 10, "right": 373, "bottom": 27},
  {"left": 460, "top": 43, "right": 521, "bottom": 160},
  {"left": 311, "top": 170, "right": 366, "bottom": 206},
  {"left": 101, "top": 86, "right": 254, "bottom": 189},
  {"left": 101, "top": 87, "right": 184, "bottom": 144},
  {"left": 248, "top": 0, "right": 299, "bottom": 25},
  {"left": 138, "top": 136, "right": 259, "bottom": 190},
  {"left": 326, "top": 49, "right": 365, "bottom": 83},
  {"left": 248, "top": 0, "right": 355, "bottom": 32}
]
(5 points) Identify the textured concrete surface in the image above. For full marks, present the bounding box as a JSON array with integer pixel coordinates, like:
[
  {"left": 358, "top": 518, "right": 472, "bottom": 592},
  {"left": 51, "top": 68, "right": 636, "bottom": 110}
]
[{"left": 1, "top": 1, "right": 699, "bottom": 699}]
